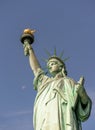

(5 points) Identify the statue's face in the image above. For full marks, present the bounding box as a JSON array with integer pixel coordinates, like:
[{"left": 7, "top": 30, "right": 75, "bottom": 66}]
[{"left": 47, "top": 59, "right": 62, "bottom": 76}]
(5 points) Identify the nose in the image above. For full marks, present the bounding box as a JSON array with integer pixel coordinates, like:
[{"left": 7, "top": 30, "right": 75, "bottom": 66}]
[
  {"left": 48, "top": 66, "right": 52, "bottom": 70},
  {"left": 48, "top": 63, "right": 54, "bottom": 68}
]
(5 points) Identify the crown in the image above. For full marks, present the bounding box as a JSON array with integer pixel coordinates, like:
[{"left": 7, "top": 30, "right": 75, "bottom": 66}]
[{"left": 44, "top": 48, "right": 69, "bottom": 65}]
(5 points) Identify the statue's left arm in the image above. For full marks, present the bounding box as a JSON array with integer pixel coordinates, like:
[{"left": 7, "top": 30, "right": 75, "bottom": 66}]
[
  {"left": 77, "top": 77, "right": 91, "bottom": 105},
  {"left": 76, "top": 77, "right": 92, "bottom": 121}
]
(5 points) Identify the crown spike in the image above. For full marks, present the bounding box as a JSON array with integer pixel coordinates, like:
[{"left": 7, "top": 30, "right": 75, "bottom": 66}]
[
  {"left": 59, "top": 50, "right": 64, "bottom": 58},
  {"left": 44, "top": 48, "right": 51, "bottom": 57},
  {"left": 63, "top": 57, "right": 70, "bottom": 62},
  {"left": 54, "top": 47, "right": 57, "bottom": 56},
  {"left": 41, "top": 58, "right": 48, "bottom": 62}
]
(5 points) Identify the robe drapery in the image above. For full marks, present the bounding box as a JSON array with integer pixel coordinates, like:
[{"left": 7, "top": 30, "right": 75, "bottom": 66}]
[{"left": 33, "top": 69, "right": 92, "bottom": 130}]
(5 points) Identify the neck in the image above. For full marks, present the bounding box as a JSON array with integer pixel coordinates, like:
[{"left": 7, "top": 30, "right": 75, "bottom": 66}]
[{"left": 54, "top": 71, "right": 63, "bottom": 78}]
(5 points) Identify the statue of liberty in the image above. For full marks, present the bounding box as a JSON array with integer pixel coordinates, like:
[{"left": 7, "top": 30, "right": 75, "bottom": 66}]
[{"left": 20, "top": 29, "right": 92, "bottom": 130}]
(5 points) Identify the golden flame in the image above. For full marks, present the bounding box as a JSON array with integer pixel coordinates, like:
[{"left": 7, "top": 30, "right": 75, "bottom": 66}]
[{"left": 23, "top": 28, "right": 36, "bottom": 35}]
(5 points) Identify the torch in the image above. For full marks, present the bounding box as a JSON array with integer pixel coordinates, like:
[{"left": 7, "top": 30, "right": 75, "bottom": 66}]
[{"left": 20, "top": 28, "right": 36, "bottom": 56}]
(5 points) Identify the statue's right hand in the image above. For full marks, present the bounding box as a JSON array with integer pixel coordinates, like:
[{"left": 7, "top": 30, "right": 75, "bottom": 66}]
[{"left": 23, "top": 42, "right": 32, "bottom": 56}]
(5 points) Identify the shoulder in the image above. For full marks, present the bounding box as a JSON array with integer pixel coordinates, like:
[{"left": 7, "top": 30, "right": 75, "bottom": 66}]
[
  {"left": 63, "top": 76, "right": 77, "bottom": 85},
  {"left": 33, "top": 68, "right": 50, "bottom": 90}
]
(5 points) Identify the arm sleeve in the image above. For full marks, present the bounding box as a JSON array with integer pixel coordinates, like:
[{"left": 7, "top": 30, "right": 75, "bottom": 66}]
[
  {"left": 33, "top": 68, "right": 49, "bottom": 91},
  {"left": 76, "top": 97, "right": 92, "bottom": 122},
  {"left": 65, "top": 78, "right": 92, "bottom": 122}
]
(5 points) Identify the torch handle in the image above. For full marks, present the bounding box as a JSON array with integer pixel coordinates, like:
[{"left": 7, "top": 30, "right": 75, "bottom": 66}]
[{"left": 23, "top": 39, "right": 32, "bottom": 56}]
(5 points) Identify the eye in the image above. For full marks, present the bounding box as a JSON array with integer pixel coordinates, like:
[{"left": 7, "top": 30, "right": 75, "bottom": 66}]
[
  {"left": 51, "top": 63, "right": 54, "bottom": 66},
  {"left": 51, "top": 62, "right": 57, "bottom": 66}
]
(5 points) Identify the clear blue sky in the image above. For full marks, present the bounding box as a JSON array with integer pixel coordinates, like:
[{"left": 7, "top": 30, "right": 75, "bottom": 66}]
[{"left": 0, "top": 0, "right": 95, "bottom": 130}]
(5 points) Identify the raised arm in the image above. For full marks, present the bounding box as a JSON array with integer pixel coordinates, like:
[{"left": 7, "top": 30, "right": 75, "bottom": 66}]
[
  {"left": 21, "top": 29, "right": 41, "bottom": 76},
  {"left": 23, "top": 41, "right": 41, "bottom": 76}
]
